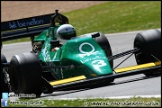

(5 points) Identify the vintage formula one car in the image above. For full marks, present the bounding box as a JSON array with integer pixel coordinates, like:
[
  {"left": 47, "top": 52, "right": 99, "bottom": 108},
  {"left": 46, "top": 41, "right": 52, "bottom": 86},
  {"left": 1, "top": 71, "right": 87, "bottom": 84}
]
[{"left": 1, "top": 10, "right": 161, "bottom": 97}]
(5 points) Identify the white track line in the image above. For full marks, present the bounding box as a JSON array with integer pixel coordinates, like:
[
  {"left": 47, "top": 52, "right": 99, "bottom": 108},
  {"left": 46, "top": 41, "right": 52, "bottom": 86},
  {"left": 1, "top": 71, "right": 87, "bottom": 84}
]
[
  {"left": 106, "top": 28, "right": 161, "bottom": 36},
  {"left": 36, "top": 95, "right": 161, "bottom": 100}
]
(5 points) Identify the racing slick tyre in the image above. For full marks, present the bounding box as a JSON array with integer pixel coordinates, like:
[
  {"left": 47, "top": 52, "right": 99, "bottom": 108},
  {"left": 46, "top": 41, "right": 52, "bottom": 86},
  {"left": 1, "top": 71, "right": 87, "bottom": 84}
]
[
  {"left": 134, "top": 29, "right": 161, "bottom": 77},
  {"left": 9, "top": 52, "right": 42, "bottom": 98},
  {"left": 94, "top": 32, "right": 114, "bottom": 83},
  {"left": 1, "top": 54, "right": 9, "bottom": 98}
]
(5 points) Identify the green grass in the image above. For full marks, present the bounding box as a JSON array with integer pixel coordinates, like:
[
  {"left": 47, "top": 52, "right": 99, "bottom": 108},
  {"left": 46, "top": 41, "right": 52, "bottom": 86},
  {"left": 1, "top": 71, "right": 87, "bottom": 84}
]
[
  {"left": 65, "top": 1, "right": 160, "bottom": 35},
  {"left": 6, "top": 97, "right": 161, "bottom": 107},
  {"left": 2, "top": 1, "right": 161, "bottom": 44}
]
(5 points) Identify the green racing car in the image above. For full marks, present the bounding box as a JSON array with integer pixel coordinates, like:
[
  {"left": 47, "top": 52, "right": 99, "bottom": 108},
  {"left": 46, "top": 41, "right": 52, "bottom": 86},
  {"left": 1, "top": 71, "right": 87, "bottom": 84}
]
[{"left": 1, "top": 10, "right": 161, "bottom": 98}]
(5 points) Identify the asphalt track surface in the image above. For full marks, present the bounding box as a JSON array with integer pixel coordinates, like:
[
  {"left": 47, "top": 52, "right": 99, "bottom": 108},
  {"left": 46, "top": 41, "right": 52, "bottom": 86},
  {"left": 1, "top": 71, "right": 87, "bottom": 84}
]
[{"left": 2, "top": 30, "right": 161, "bottom": 100}]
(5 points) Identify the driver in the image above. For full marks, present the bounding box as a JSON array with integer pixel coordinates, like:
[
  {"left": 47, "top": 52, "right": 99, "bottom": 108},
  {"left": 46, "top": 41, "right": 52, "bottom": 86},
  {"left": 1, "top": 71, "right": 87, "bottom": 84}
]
[
  {"left": 51, "top": 24, "right": 76, "bottom": 52},
  {"left": 56, "top": 24, "right": 76, "bottom": 42}
]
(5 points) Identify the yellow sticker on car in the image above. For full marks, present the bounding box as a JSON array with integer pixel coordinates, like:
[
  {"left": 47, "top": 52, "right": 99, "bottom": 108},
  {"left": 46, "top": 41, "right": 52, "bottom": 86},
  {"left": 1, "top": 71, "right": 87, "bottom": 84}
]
[
  {"left": 115, "top": 62, "right": 161, "bottom": 73},
  {"left": 50, "top": 75, "right": 86, "bottom": 86}
]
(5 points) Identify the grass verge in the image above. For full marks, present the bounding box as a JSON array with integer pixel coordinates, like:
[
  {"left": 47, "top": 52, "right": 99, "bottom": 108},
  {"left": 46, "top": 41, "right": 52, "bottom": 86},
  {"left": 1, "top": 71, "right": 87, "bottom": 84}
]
[
  {"left": 5, "top": 97, "right": 161, "bottom": 107},
  {"left": 2, "top": 1, "right": 161, "bottom": 44}
]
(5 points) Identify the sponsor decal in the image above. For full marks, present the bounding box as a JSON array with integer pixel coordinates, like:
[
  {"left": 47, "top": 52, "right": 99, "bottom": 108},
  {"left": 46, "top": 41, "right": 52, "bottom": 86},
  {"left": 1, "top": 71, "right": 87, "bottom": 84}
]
[{"left": 8, "top": 18, "right": 44, "bottom": 29}]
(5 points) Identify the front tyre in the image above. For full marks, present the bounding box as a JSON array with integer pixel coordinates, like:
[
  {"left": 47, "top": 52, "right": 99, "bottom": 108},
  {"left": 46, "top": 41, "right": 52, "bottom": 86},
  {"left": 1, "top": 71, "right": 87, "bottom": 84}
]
[
  {"left": 134, "top": 29, "right": 161, "bottom": 77},
  {"left": 9, "top": 52, "right": 42, "bottom": 97}
]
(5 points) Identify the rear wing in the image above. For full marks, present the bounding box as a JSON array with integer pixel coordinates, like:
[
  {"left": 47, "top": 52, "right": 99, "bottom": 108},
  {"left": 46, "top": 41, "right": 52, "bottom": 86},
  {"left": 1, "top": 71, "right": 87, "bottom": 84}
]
[
  {"left": 1, "top": 10, "right": 69, "bottom": 42},
  {"left": 1, "top": 13, "right": 53, "bottom": 41}
]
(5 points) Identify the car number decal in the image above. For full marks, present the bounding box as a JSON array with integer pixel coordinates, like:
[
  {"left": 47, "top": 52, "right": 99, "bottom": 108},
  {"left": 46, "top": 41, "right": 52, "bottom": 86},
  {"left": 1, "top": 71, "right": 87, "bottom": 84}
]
[
  {"left": 79, "top": 42, "right": 107, "bottom": 68},
  {"left": 92, "top": 60, "right": 107, "bottom": 67}
]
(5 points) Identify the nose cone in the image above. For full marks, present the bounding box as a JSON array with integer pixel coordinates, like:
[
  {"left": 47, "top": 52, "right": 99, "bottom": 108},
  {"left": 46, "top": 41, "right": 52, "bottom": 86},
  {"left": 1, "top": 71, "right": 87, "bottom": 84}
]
[{"left": 78, "top": 50, "right": 113, "bottom": 77}]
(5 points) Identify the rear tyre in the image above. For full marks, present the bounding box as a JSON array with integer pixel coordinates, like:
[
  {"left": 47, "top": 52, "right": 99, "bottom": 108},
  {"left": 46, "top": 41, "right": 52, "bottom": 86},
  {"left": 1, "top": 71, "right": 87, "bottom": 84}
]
[
  {"left": 134, "top": 29, "right": 161, "bottom": 77},
  {"left": 9, "top": 52, "right": 42, "bottom": 97},
  {"left": 1, "top": 54, "right": 9, "bottom": 98},
  {"left": 94, "top": 32, "right": 114, "bottom": 82}
]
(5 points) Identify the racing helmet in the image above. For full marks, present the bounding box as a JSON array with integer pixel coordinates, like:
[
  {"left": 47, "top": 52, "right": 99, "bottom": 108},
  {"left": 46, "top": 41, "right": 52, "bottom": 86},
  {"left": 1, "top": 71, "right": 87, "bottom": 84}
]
[{"left": 56, "top": 24, "right": 76, "bottom": 43}]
